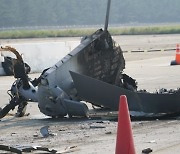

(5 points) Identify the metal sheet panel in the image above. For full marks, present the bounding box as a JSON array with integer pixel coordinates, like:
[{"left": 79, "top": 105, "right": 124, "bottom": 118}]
[
  {"left": 70, "top": 71, "right": 142, "bottom": 111},
  {"left": 70, "top": 71, "right": 180, "bottom": 113}
]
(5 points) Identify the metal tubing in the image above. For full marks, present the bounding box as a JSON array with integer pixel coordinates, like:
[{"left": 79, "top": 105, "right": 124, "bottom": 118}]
[{"left": 104, "top": 0, "right": 111, "bottom": 31}]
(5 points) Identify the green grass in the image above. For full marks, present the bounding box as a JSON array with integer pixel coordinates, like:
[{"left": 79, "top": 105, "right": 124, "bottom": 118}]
[
  {"left": 0, "top": 25, "right": 180, "bottom": 39},
  {"left": 0, "top": 29, "right": 96, "bottom": 39},
  {"left": 109, "top": 25, "right": 180, "bottom": 35}
]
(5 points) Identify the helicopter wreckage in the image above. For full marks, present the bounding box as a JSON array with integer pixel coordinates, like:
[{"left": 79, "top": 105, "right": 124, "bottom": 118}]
[
  {"left": 1, "top": 29, "right": 180, "bottom": 120},
  {"left": 1, "top": 0, "right": 180, "bottom": 120}
]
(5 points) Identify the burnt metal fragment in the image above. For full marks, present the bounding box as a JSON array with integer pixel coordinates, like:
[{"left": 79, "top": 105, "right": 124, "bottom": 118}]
[
  {"left": 0, "top": 144, "right": 22, "bottom": 154},
  {"left": 142, "top": 148, "right": 153, "bottom": 154},
  {"left": 2, "top": 56, "right": 30, "bottom": 76},
  {"left": 0, "top": 144, "right": 57, "bottom": 153}
]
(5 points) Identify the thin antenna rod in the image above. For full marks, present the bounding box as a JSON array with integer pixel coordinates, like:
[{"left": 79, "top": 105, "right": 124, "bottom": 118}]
[{"left": 104, "top": 0, "right": 111, "bottom": 31}]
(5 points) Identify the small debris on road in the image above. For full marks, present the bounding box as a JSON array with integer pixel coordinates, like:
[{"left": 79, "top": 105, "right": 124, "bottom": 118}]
[
  {"left": 142, "top": 147, "right": 153, "bottom": 154},
  {"left": 40, "top": 126, "right": 56, "bottom": 138},
  {"left": 147, "top": 140, "right": 156, "bottom": 143},
  {"left": 90, "top": 125, "right": 106, "bottom": 129},
  {"left": 105, "top": 131, "right": 112, "bottom": 134}
]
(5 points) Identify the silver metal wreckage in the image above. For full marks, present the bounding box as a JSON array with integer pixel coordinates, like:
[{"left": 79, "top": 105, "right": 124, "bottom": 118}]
[{"left": 1, "top": 0, "right": 180, "bottom": 120}]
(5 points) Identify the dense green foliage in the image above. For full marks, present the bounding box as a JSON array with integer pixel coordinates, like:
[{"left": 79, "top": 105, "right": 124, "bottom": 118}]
[{"left": 0, "top": 0, "right": 180, "bottom": 28}]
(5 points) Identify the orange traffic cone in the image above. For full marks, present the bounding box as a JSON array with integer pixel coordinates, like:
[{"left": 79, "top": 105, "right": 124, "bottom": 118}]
[
  {"left": 175, "top": 44, "right": 180, "bottom": 64},
  {"left": 171, "top": 44, "right": 180, "bottom": 65},
  {"left": 115, "top": 95, "right": 136, "bottom": 154}
]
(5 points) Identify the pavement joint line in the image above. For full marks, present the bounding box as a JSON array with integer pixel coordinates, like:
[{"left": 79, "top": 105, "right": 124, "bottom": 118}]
[
  {"left": 123, "top": 48, "right": 176, "bottom": 53},
  {"left": 147, "top": 49, "right": 161, "bottom": 52}
]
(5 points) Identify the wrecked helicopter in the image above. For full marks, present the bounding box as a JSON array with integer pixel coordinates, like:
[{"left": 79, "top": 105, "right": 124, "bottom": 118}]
[{"left": 1, "top": 0, "right": 180, "bottom": 120}]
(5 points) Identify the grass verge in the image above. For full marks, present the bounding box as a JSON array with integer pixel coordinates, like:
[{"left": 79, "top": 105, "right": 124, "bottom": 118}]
[{"left": 0, "top": 25, "right": 180, "bottom": 39}]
